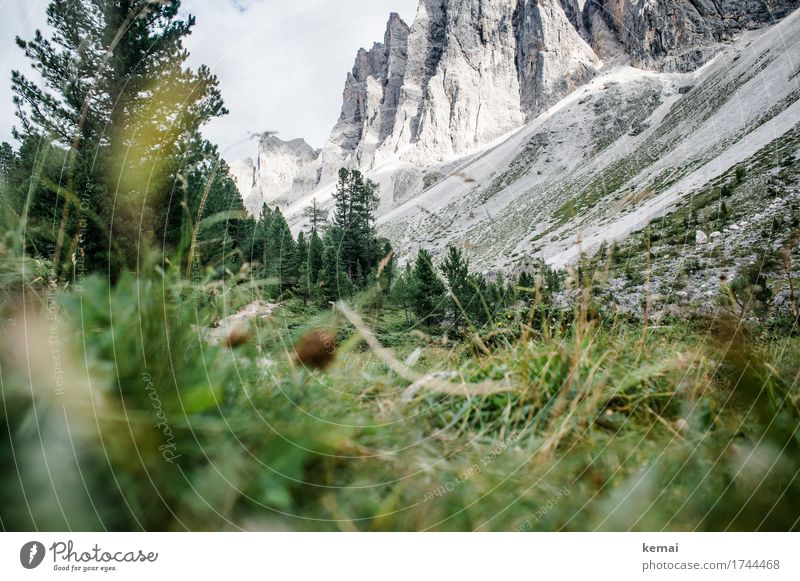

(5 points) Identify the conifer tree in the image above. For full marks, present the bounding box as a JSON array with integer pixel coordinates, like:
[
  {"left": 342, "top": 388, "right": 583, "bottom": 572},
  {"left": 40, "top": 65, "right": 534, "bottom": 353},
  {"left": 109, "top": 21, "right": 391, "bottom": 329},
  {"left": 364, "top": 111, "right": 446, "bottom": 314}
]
[
  {"left": 11, "top": 0, "right": 229, "bottom": 277},
  {"left": 376, "top": 238, "right": 395, "bottom": 290},
  {"left": 391, "top": 263, "right": 415, "bottom": 324},
  {"left": 441, "top": 245, "right": 471, "bottom": 325},
  {"left": 0, "top": 142, "right": 13, "bottom": 184},
  {"left": 411, "top": 249, "right": 446, "bottom": 326},
  {"left": 295, "top": 230, "right": 310, "bottom": 304},
  {"left": 303, "top": 198, "right": 328, "bottom": 234},
  {"left": 250, "top": 204, "right": 272, "bottom": 276},
  {"left": 318, "top": 228, "right": 352, "bottom": 304},
  {"left": 308, "top": 227, "right": 324, "bottom": 285},
  {"left": 331, "top": 168, "right": 380, "bottom": 281},
  {"left": 267, "top": 207, "right": 297, "bottom": 293}
]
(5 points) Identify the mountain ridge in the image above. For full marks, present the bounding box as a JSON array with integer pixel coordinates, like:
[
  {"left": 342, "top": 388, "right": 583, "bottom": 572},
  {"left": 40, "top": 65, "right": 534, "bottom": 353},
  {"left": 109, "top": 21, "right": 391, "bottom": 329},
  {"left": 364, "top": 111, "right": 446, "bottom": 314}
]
[{"left": 230, "top": 0, "right": 800, "bottom": 272}]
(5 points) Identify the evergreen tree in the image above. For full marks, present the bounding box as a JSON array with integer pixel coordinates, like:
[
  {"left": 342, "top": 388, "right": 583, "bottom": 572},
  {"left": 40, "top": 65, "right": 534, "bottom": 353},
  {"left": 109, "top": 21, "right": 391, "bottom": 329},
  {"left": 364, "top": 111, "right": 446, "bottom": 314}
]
[
  {"left": 2, "top": 136, "right": 70, "bottom": 257},
  {"left": 505, "top": 276, "right": 518, "bottom": 307},
  {"left": 376, "top": 238, "right": 395, "bottom": 290},
  {"left": 465, "top": 272, "right": 492, "bottom": 325},
  {"left": 12, "top": 0, "right": 228, "bottom": 277},
  {"left": 331, "top": 168, "right": 380, "bottom": 282},
  {"left": 518, "top": 271, "right": 533, "bottom": 292},
  {"left": 440, "top": 245, "right": 471, "bottom": 326},
  {"left": 303, "top": 198, "right": 328, "bottom": 234},
  {"left": 249, "top": 204, "right": 273, "bottom": 276},
  {"left": 318, "top": 228, "right": 352, "bottom": 304},
  {"left": 295, "top": 231, "right": 310, "bottom": 304},
  {"left": 179, "top": 140, "right": 248, "bottom": 273},
  {"left": 307, "top": 227, "right": 324, "bottom": 285},
  {"left": 411, "top": 249, "right": 446, "bottom": 327},
  {"left": 0, "top": 142, "right": 13, "bottom": 184},
  {"left": 391, "top": 263, "right": 415, "bottom": 324},
  {"left": 267, "top": 207, "right": 297, "bottom": 294}
]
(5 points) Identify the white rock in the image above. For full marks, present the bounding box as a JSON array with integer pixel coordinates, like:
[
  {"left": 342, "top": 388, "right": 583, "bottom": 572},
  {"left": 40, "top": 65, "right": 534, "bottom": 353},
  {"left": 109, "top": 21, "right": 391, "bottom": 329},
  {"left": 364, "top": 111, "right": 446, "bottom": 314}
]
[
  {"left": 236, "top": 1, "right": 603, "bottom": 206},
  {"left": 232, "top": 136, "right": 321, "bottom": 214},
  {"left": 695, "top": 230, "right": 708, "bottom": 244},
  {"left": 709, "top": 231, "right": 722, "bottom": 238}
]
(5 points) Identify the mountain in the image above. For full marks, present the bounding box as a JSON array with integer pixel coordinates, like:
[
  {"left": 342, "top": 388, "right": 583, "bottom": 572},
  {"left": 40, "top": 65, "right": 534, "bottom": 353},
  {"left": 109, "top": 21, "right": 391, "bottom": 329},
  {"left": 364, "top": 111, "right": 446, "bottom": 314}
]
[
  {"left": 583, "top": 0, "right": 800, "bottom": 71},
  {"left": 229, "top": 135, "right": 320, "bottom": 215},
  {"left": 376, "top": 8, "right": 800, "bottom": 271},
  {"left": 236, "top": 0, "right": 602, "bottom": 211},
  {"left": 233, "top": 0, "right": 800, "bottom": 274}
]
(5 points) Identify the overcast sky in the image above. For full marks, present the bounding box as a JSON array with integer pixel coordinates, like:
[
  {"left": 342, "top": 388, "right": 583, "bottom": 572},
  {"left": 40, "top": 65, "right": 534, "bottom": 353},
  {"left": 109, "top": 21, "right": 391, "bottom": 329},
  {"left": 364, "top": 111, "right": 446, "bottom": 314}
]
[{"left": 0, "top": 0, "right": 418, "bottom": 162}]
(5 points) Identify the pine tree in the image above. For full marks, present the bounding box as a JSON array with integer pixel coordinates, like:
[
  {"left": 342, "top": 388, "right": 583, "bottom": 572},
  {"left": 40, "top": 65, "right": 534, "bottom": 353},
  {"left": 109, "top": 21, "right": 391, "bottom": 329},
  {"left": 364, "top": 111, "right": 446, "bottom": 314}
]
[
  {"left": 391, "top": 263, "right": 415, "bottom": 324},
  {"left": 308, "top": 227, "right": 324, "bottom": 285},
  {"left": 267, "top": 207, "right": 297, "bottom": 294},
  {"left": 376, "top": 238, "right": 395, "bottom": 290},
  {"left": 411, "top": 249, "right": 446, "bottom": 327},
  {"left": 518, "top": 271, "right": 533, "bottom": 288},
  {"left": 0, "top": 142, "right": 13, "bottom": 184},
  {"left": 295, "top": 230, "right": 310, "bottom": 304},
  {"left": 12, "top": 0, "right": 228, "bottom": 277},
  {"left": 466, "top": 272, "right": 492, "bottom": 325},
  {"left": 440, "top": 245, "right": 471, "bottom": 326},
  {"left": 318, "top": 228, "right": 352, "bottom": 304},
  {"left": 505, "top": 276, "right": 518, "bottom": 307},
  {"left": 250, "top": 204, "right": 273, "bottom": 277},
  {"left": 179, "top": 140, "right": 248, "bottom": 273},
  {"left": 331, "top": 168, "right": 380, "bottom": 283},
  {"left": 303, "top": 198, "right": 328, "bottom": 234},
  {"left": 2, "top": 135, "right": 70, "bottom": 257}
]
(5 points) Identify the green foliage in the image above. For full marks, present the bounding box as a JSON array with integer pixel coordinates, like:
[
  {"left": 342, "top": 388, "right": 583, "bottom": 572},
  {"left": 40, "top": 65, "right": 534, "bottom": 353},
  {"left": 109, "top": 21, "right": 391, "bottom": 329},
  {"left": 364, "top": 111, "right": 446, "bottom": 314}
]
[
  {"left": 725, "top": 255, "right": 774, "bottom": 317},
  {"left": 9, "top": 0, "right": 236, "bottom": 278},
  {"left": 317, "top": 227, "right": 353, "bottom": 304},
  {"left": 411, "top": 249, "right": 447, "bottom": 327},
  {"left": 331, "top": 168, "right": 380, "bottom": 281},
  {"left": 302, "top": 198, "right": 328, "bottom": 234},
  {"left": 4, "top": 266, "right": 799, "bottom": 531},
  {"left": 0, "top": 264, "right": 350, "bottom": 530},
  {"left": 441, "top": 245, "right": 471, "bottom": 326},
  {"left": 391, "top": 263, "right": 416, "bottom": 324}
]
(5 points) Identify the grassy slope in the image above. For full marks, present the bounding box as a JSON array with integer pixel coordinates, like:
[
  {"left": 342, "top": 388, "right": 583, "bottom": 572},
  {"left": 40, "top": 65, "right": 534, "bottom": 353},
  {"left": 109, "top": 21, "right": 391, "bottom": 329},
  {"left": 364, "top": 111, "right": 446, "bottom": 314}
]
[{"left": 1, "top": 255, "right": 798, "bottom": 531}]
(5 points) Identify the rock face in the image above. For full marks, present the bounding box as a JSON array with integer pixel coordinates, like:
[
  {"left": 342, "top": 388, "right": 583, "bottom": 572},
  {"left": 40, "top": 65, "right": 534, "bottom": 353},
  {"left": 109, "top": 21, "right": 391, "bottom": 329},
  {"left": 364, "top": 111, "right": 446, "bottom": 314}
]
[
  {"left": 323, "top": 0, "right": 600, "bottom": 172},
  {"left": 230, "top": 135, "right": 321, "bottom": 214},
  {"left": 514, "top": 0, "right": 600, "bottom": 116},
  {"left": 233, "top": 0, "right": 800, "bottom": 211},
  {"left": 319, "top": 12, "right": 411, "bottom": 182},
  {"left": 585, "top": 0, "right": 800, "bottom": 71},
  {"left": 378, "top": 0, "right": 527, "bottom": 163}
]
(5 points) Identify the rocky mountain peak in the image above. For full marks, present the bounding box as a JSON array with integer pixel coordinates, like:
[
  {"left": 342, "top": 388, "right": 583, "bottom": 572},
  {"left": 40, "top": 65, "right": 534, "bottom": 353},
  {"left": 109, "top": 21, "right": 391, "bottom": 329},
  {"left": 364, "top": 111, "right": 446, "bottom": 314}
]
[
  {"left": 229, "top": 135, "right": 321, "bottom": 214},
  {"left": 233, "top": 0, "right": 799, "bottom": 214},
  {"left": 321, "top": 0, "right": 601, "bottom": 176}
]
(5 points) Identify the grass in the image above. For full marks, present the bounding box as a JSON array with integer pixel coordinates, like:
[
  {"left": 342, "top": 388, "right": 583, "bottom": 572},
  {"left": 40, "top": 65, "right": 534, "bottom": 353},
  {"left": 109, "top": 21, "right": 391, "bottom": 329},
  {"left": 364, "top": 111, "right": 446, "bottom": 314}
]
[{"left": 2, "top": 246, "right": 799, "bottom": 531}]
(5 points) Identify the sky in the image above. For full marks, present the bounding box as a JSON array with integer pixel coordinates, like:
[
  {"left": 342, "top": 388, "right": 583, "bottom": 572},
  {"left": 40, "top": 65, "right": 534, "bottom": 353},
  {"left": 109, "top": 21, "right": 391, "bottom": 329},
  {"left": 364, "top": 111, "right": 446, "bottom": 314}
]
[{"left": 0, "top": 0, "right": 419, "bottom": 162}]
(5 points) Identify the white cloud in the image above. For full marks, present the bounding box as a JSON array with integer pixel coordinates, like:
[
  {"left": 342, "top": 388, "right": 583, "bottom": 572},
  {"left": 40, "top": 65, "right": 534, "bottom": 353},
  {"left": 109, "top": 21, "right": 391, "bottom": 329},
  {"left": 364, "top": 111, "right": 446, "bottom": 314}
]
[{"left": 0, "top": 0, "right": 419, "bottom": 162}]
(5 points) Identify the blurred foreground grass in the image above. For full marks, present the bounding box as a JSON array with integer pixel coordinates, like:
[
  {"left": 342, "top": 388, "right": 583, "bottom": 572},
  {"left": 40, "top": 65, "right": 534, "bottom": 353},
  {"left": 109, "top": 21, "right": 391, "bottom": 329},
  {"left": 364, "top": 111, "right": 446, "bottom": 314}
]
[{"left": 1, "top": 248, "right": 799, "bottom": 531}]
